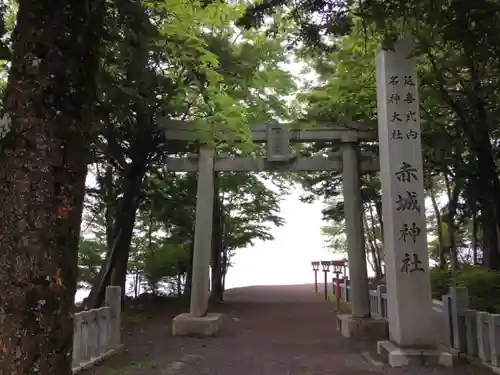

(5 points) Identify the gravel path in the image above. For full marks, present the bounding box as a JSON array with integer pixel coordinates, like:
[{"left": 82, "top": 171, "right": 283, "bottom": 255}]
[{"left": 84, "top": 284, "right": 492, "bottom": 375}]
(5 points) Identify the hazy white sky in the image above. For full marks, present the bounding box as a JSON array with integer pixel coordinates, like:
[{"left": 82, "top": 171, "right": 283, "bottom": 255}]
[
  {"left": 223, "top": 60, "right": 338, "bottom": 288},
  {"left": 225, "top": 186, "right": 335, "bottom": 289}
]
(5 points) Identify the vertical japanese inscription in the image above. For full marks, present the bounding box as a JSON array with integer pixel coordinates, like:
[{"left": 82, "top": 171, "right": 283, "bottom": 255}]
[
  {"left": 400, "top": 253, "right": 424, "bottom": 273},
  {"left": 395, "top": 161, "right": 418, "bottom": 183},
  {"left": 388, "top": 73, "right": 426, "bottom": 274},
  {"left": 394, "top": 160, "right": 424, "bottom": 272},
  {"left": 388, "top": 73, "right": 420, "bottom": 140},
  {"left": 395, "top": 190, "right": 421, "bottom": 212}
]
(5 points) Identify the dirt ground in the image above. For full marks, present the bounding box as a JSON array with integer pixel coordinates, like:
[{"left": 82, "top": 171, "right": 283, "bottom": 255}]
[{"left": 82, "top": 284, "right": 493, "bottom": 375}]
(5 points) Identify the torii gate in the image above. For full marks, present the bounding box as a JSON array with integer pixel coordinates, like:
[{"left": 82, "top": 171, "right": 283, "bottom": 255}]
[
  {"left": 160, "top": 40, "right": 451, "bottom": 367},
  {"left": 159, "top": 118, "right": 381, "bottom": 336}
]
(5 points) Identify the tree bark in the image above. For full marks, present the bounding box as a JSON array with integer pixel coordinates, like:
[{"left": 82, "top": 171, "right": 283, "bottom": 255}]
[
  {"left": 134, "top": 270, "right": 140, "bottom": 298},
  {"left": 177, "top": 273, "right": 182, "bottom": 297},
  {"left": 459, "top": 99, "right": 500, "bottom": 268},
  {"left": 99, "top": 0, "right": 157, "bottom": 303},
  {"left": 86, "top": 165, "right": 144, "bottom": 308},
  {"left": 443, "top": 171, "right": 459, "bottom": 271},
  {"left": 374, "top": 199, "right": 384, "bottom": 242},
  {"left": 475, "top": 158, "right": 500, "bottom": 269},
  {"left": 221, "top": 250, "right": 228, "bottom": 298},
  {"left": 220, "top": 192, "right": 230, "bottom": 300},
  {"left": 103, "top": 164, "right": 115, "bottom": 250},
  {"left": 211, "top": 187, "right": 224, "bottom": 302},
  {"left": 363, "top": 208, "right": 382, "bottom": 279},
  {"left": 429, "top": 178, "right": 446, "bottom": 268},
  {"left": 482, "top": 207, "right": 500, "bottom": 268},
  {"left": 472, "top": 212, "right": 479, "bottom": 264},
  {"left": 429, "top": 46, "right": 500, "bottom": 268},
  {"left": 0, "top": 0, "right": 104, "bottom": 373},
  {"left": 367, "top": 200, "right": 383, "bottom": 276},
  {"left": 465, "top": 94, "right": 500, "bottom": 269},
  {"left": 95, "top": 162, "right": 115, "bottom": 251}
]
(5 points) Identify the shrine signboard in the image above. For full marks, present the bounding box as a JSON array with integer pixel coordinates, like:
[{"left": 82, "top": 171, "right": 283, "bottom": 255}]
[{"left": 266, "top": 123, "right": 290, "bottom": 162}]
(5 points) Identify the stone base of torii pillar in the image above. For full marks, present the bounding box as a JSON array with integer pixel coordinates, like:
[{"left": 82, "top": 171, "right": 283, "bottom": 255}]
[
  {"left": 172, "top": 313, "right": 223, "bottom": 337},
  {"left": 337, "top": 315, "right": 388, "bottom": 339}
]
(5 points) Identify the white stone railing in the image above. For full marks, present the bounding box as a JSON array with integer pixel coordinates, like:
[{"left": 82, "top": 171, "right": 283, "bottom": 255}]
[
  {"left": 72, "top": 286, "right": 123, "bottom": 374},
  {"left": 366, "top": 284, "right": 387, "bottom": 319},
  {"left": 337, "top": 280, "right": 500, "bottom": 372},
  {"left": 460, "top": 302, "right": 500, "bottom": 368}
]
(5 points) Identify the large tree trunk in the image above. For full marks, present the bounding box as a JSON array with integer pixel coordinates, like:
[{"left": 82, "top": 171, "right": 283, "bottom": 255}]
[
  {"left": 95, "top": 162, "right": 115, "bottom": 251},
  {"left": 0, "top": 0, "right": 103, "bottom": 373},
  {"left": 374, "top": 199, "right": 384, "bottom": 242},
  {"left": 476, "top": 158, "right": 500, "bottom": 269},
  {"left": 211, "top": 187, "right": 224, "bottom": 302},
  {"left": 221, "top": 249, "right": 229, "bottom": 298},
  {"left": 103, "top": 164, "right": 115, "bottom": 250},
  {"left": 363, "top": 207, "right": 382, "bottom": 278},
  {"left": 461, "top": 101, "right": 500, "bottom": 268},
  {"left": 106, "top": 0, "right": 156, "bottom": 301},
  {"left": 367, "top": 200, "right": 383, "bottom": 277},
  {"left": 470, "top": 117, "right": 500, "bottom": 268},
  {"left": 481, "top": 206, "right": 500, "bottom": 268},
  {"left": 429, "top": 178, "right": 446, "bottom": 268},
  {"left": 177, "top": 273, "right": 182, "bottom": 297},
  {"left": 443, "top": 172, "right": 459, "bottom": 271},
  {"left": 220, "top": 193, "right": 230, "bottom": 300},
  {"left": 86, "top": 166, "right": 144, "bottom": 308},
  {"left": 430, "top": 49, "right": 500, "bottom": 268},
  {"left": 134, "top": 270, "right": 140, "bottom": 298},
  {"left": 472, "top": 212, "right": 479, "bottom": 265},
  {"left": 110, "top": 172, "right": 144, "bottom": 293}
]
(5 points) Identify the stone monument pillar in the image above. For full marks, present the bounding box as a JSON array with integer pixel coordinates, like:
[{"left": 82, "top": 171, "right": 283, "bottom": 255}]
[
  {"left": 337, "top": 137, "right": 388, "bottom": 339},
  {"left": 376, "top": 39, "right": 451, "bottom": 367},
  {"left": 172, "top": 145, "right": 223, "bottom": 336}
]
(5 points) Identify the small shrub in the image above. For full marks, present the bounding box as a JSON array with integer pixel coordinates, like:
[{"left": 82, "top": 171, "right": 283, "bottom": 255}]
[
  {"left": 429, "top": 267, "right": 452, "bottom": 298},
  {"left": 452, "top": 266, "right": 500, "bottom": 313}
]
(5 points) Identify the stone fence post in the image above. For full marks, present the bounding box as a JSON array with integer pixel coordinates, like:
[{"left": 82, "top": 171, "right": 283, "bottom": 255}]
[
  {"left": 464, "top": 309, "right": 478, "bottom": 356},
  {"left": 490, "top": 314, "right": 500, "bottom": 366},
  {"left": 450, "top": 287, "right": 469, "bottom": 352},
  {"left": 88, "top": 310, "right": 99, "bottom": 358},
  {"left": 377, "top": 285, "right": 387, "bottom": 318},
  {"left": 80, "top": 312, "right": 92, "bottom": 362},
  {"left": 441, "top": 294, "right": 453, "bottom": 349},
  {"left": 73, "top": 313, "right": 83, "bottom": 366},
  {"left": 477, "top": 311, "right": 490, "bottom": 362},
  {"left": 97, "top": 307, "right": 111, "bottom": 353},
  {"left": 105, "top": 286, "right": 121, "bottom": 348}
]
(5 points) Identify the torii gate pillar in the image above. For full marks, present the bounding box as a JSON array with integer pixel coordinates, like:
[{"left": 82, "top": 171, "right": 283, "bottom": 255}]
[
  {"left": 336, "top": 135, "right": 388, "bottom": 339},
  {"left": 172, "top": 146, "right": 223, "bottom": 337},
  {"left": 342, "top": 136, "right": 370, "bottom": 318}
]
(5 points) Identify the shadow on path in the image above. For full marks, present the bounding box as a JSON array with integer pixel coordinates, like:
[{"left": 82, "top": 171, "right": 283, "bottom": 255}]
[{"left": 85, "top": 284, "right": 491, "bottom": 375}]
